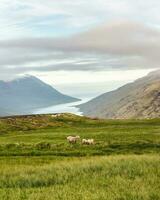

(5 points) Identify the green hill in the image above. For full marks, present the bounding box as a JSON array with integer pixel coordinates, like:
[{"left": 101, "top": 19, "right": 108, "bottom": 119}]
[
  {"left": 0, "top": 114, "right": 159, "bottom": 200},
  {"left": 0, "top": 113, "right": 159, "bottom": 156}
]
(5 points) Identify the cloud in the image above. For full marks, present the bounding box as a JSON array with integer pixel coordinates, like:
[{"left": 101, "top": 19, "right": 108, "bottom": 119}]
[
  {"left": 0, "top": 20, "right": 160, "bottom": 77},
  {"left": 1, "top": 0, "right": 160, "bottom": 80},
  {"left": 1, "top": 0, "right": 160, "bottom": 39}
]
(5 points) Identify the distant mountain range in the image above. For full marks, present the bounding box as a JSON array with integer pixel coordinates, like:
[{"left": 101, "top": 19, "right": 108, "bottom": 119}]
[
  {"left": 78, "top": 70, "right": 160, "bottom": 119},
  {"left": 0, "top": 75, "right": 80, "bottom": 116}
]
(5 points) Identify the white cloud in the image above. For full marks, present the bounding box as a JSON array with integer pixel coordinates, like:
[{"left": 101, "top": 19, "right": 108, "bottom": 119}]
[
  {"left": 1, "top": 0, "right": 160, "bottom": 39},
  {"left": 37, "top": 69, "right": 153, "bottom": 85},
  {"left": 0, "top": 20, "right": 160, "bottom": 74}
]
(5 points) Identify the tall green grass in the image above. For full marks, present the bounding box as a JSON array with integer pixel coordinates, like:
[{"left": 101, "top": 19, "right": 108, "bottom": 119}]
[{"left": 0, "top": 155, "right": 159, "bottom": 200}]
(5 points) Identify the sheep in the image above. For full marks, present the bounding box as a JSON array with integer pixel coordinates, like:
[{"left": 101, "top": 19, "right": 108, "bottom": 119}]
[
  {"left": 82, "top": 138, "right": 94, "bottom": 145},
  {"left": 82, "top": 139, "right": 88, "bottom": 145},
  {"left": 88, "top": 139, "right": 94, "bottom": 145},
  {"left": 51, "top": 114, "right": 61, "bottom": 118},
  {"left": 67, "top": 136, "right": 80, "bottom": 144}
]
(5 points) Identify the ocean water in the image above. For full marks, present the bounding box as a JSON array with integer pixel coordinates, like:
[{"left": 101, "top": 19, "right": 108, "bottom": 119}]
[{"left": 33, "top": 98, "right": 91, "bottom": 116}]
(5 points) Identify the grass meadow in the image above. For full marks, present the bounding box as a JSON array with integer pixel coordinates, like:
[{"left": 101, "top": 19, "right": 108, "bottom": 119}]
[{"left": 0, "top": 114, "right": 159, "bottom": 199}]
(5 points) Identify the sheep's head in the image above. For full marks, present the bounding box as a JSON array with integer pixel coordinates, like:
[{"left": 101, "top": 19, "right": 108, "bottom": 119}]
[
  {"left": 67, "top": 136, "right": 72, "bottom": 140},
  {"left": 82, "top": 139, "right": 87, "bottom": 144}
]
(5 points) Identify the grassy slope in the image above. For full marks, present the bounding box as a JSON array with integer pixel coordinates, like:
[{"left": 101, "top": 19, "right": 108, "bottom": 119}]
[
  {"left": 0, "top": 114, "right": 160, "bottom": 199},
  {"left": 0, "top": 155, "right": 159, "bottom": 200},
  {"left": 0, "top": 114, "right": 160, "bottom": 156}
]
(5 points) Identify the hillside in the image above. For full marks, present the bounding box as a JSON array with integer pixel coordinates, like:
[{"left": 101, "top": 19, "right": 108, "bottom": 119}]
[
  {"left": 0, "top": 113, "right": 159, "bottom": 156},
  {"left": 78, "top": 70, "right": 160, "bottom": 119},
  {"left": 0, "top": 75, "right": 80, "bottom": 116},
  {"left": 0, "top": 114, "right": 159, "bottom": 199}
]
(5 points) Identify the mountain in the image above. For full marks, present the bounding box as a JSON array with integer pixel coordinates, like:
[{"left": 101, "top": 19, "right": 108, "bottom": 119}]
[
  {"left": 78, "top": 70, "right": 160, "bottom": 119},
  {"left": 0, "top": 75, "right": 80, "bottom": 116}
]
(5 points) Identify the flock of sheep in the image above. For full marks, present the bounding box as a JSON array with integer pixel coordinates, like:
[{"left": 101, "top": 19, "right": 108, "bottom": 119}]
[{"left": 67, "top": 136, "right": 95, "bottom": 145}]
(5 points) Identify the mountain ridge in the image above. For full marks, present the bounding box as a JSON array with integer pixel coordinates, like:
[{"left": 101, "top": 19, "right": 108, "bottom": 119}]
[
  {"left": 0, "top": 75, "right": 80, "bottom": 116},
  {"left": 78, "top": 70, "right": 160, "bottom": 119}
]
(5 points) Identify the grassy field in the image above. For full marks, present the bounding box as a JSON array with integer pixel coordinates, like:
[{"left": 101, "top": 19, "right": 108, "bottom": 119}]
[{"left": 0, "top": 113, "right": 160, "bottom": 199}]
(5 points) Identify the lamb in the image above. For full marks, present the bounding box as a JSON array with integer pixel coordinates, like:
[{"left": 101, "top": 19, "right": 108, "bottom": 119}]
[
  {"left": 82, "top": 138, "right": 94, "bottom": 145},
  {"left": 67, "top": 136, "right": 80, "bottom": 144}
]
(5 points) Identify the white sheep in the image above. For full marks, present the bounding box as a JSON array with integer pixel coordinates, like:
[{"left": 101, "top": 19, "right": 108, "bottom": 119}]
[
  {"left": 88, "top": 139, "right": 94, "bottom": 145},
  {"left": 82, "top": 139, "right": 88, "bottom": 144},
  {"left": 51, "top": 114, "right": 61, "bottom": 118},
  {"left": 82, "top": 138, "right": 94, "bottom": 145},
  {"left": 67, "top": 136, "right": 80, "bottom": 144}
]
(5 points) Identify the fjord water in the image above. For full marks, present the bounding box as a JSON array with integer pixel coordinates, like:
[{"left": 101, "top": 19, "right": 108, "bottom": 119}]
[
  {"left": 33, "top": 97, "right": 91, "bottom": 115},
  {"left": 32, "top": 79, "right": 136, "bottom": 116}
]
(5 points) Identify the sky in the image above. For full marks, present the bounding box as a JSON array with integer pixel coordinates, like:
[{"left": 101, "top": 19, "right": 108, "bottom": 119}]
[{"left": 0, "top": 0, "right": 159, "bottom": 98}]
